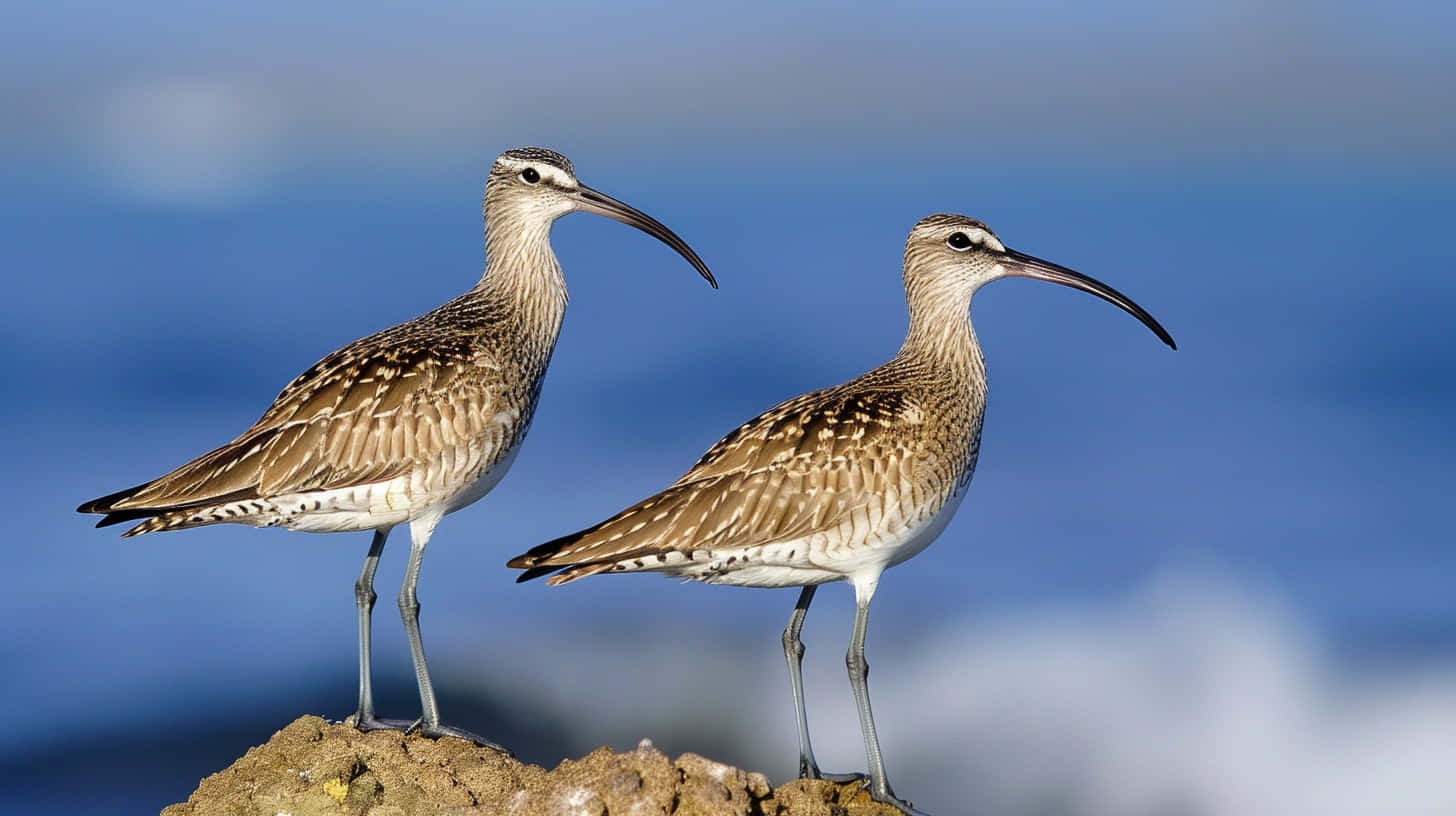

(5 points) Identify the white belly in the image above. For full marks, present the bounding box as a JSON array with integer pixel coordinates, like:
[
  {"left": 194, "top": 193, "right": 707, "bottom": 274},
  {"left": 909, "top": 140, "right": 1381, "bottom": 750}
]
[
  {"left": 272, "top": 436, "right": 525, "bottom": 534},
  {"left": 883, "top": 479, "right": 967, "bottom": 570},
  {"left": 656, "top": 479, "right": 972, "bottom": 590},
  {"left": 443, "top": 436, "right": 522, "bottom": 514}
]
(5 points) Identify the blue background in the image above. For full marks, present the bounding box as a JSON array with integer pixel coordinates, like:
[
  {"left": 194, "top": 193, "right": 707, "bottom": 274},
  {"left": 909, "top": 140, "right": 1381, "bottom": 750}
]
[{"left": 4, "top": 2, "right": 1454, "bottom": 813}]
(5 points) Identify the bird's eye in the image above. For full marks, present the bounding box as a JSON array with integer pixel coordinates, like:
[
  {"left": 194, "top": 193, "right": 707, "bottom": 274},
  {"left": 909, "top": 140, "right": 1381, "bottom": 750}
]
[
  {"left": 520, "top": 168, "right": 540, "bottom": 184},
  {"left": 947, "top": 232, "right": 973, "bottom": 250}
]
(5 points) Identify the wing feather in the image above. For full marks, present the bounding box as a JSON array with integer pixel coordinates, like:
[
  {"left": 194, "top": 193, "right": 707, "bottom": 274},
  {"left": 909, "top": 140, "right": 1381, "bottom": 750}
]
[
  {"left": 88, "top": 336, "right": 507, "bottom": 514},
  {"left": 511, "top": 386, "right": 926, "bottom": 575}
]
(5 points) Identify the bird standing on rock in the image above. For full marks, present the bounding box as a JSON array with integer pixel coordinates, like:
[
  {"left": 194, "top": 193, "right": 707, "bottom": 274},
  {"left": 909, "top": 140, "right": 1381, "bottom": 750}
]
[
  {"left": 78, "top": 147, "right": 716, "bottom": 747},
  {"left": 510, "top": 213, "right": 1173, "bottom": 812}
]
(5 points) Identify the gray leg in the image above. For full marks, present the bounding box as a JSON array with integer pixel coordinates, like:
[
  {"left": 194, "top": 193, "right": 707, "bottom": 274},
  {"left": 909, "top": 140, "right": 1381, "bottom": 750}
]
[
  {"left": 398, "top": 514, "right": 510, "bottom": 753},
  {"left": 847, "top": 595, "right": 926, "bottom": 815},
  {"left": 349, "top": 528, "right": 412, "bottom": 732},
  {"left": 783, "top": 586, "right": 865, "bottom": 783}
]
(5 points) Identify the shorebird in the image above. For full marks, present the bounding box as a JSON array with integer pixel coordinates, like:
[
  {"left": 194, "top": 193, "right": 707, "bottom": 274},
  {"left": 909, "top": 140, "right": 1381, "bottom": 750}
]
[
  {"left": 509, "top": 214, "right": 1173, "bottom": 812},
  {"left": 77, "top": 147, "right": 715, "bottom": 746}
]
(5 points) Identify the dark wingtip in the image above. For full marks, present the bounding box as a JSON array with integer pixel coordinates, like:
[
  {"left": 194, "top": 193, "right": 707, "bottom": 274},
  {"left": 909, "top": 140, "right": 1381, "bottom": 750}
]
[
  {"left": 513, "top": 565, "right": 561, "bottom": 583},
  {"left": 77, "top": 479, "right": 155, "bottom": 517},
  {"left": 77, "top": 495, "right": 120, "bottom": 515},
  {"left": 93, "top": 507, "right": 160, "bottom": 529},
  {"left": 505, "top": 553, "right": 533, "bottom": 571},
  {"left": 508, "top": 528, "right": 593, "bottom": 583},
  {"left": 78, "top": 485, "right": 260, "bottom": 536},
  {"left": 79, "top": 493, "right": 161, "bottom": 528}
]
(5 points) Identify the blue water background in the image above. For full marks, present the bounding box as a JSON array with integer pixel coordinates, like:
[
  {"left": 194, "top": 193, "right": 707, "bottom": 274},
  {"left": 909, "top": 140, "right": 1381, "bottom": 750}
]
[
  {"left": 3, "top": 0, "right": 1455, "bottom": 810},
  {"left": 3, "top": 160, "right": 1452, "bottom": 813}
]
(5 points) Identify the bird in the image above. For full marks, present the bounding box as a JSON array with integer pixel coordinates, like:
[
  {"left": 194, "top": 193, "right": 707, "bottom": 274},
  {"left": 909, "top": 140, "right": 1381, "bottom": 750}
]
[
  {"left": 508, "top": 213, "right": 1174, "bottom": 812},
  {"left": 77, "top": 147, "right": 716, "bottom": 747}
]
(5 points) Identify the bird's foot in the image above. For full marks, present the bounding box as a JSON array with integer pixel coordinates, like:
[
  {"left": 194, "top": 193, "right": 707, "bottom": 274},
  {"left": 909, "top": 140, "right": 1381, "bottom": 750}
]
[
  {"left": 868, "top": 785, "right": 931, "bottom": 816},
  {"left": 805, "top": 767, "right": 870, "bottom": 785},
  {"left": 405, "top": 718, "right": 514, "bottom": 755},
  {"left": 800, "top": 757, "right": 868, "bottom": 784},
  {"left": 345, "top": 712, "right": 416, "bottom": 733}
]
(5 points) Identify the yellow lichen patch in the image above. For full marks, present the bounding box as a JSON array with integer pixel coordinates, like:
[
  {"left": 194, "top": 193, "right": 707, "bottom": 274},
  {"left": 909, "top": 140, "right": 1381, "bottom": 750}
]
[{"left": 322, "top": 777, "right": 349, "bottom": 803}]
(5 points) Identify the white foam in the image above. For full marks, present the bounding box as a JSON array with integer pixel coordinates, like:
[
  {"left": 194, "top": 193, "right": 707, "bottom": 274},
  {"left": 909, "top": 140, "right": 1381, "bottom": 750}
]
[{"left": 483, "top": 572, "right": 1456, "bottom": 816}]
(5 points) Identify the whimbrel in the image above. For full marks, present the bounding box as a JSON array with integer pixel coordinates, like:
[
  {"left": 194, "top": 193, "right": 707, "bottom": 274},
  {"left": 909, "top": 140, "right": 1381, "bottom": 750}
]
[
  {"left": 509, "top": 214, "right": 1173, "bottom": 811},
  {"left": 78, "top": 147, "right": 715, "bottom": 746}
]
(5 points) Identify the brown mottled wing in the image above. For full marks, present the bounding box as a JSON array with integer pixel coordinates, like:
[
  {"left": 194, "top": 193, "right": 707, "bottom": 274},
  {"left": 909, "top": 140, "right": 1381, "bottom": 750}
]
[
  {"left": 511, "top": 387, "right": 925, "bottom": 573},
  {"left": 86, "top": 332, "right": 506, "bottom": 514}
]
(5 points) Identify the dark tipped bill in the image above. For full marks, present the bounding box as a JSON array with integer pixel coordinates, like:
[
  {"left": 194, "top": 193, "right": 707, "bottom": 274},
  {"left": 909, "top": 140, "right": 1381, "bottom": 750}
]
[
  {"left": 574, "top": 184, "right": 717, "bottom": 288},
  {"left": 1003, "top": 248, "right": 1176, "bottom": 349}
]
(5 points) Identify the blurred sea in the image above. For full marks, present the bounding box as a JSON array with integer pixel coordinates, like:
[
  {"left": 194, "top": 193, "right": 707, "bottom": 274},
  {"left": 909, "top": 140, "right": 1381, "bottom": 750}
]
[{"left": 3, "top": 159, "right": 1453, "bottom": 814}]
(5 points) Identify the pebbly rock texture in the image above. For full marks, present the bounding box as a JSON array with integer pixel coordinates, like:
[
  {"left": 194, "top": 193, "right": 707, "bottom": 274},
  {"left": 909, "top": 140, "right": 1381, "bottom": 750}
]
[{"left": 162, "top": 715, "right": 902, "bottom": 816}]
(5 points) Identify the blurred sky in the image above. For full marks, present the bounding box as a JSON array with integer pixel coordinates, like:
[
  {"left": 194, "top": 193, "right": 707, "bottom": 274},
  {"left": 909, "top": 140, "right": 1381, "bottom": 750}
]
[{"left": 3, "top": 2, "right": 1454, "bottom": 814}]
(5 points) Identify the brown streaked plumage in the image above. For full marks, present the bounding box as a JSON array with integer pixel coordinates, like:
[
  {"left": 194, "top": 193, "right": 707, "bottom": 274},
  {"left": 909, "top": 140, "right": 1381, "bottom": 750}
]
[
  {"left": 85, "top": 296, "right": 540, "bottom": 536},
  {"left": 78, "top": 146, "right": 715, "bottom": 747},
  {"left": 515, "top": 373, "right": 963, "bottom": 589},
  {"left": 510, "top": 214, "right": 1174, "bottom": 814}
]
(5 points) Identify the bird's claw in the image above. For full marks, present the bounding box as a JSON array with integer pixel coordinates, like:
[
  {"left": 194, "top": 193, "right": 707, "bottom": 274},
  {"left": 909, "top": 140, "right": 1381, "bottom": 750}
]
[
  {"left": 345, "top": 713, "right": 416, "bottom": 733},
  {"left": 405, "top": 718, "right": 513, "bottom": 755},
  {"left": 805, "top": 768, "right": 869, "bottom": 785}
]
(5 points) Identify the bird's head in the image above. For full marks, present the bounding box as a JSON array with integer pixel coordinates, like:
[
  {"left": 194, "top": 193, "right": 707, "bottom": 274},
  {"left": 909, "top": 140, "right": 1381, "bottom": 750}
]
[
  {"left": 485, "top": 147, "right": 716, "bottom": 287},
  {"left": 904, "top": 214, "right": 1175, "bottom": 349}
]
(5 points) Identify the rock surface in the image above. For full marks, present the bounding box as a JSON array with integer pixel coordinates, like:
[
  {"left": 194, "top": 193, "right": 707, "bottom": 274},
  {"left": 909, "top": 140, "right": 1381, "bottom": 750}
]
[{"left": 162, "top": 716, "right": 902, "bottom": 815}]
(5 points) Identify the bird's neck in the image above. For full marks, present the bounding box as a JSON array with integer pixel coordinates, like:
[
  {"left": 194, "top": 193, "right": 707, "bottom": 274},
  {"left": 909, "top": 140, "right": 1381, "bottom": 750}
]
[
  {"left": 896, "top": 288, "right": 989, "bottom": 482},
  {"left": 476, "top": 212, "right": 570, "bottom": 348},
  {"left": 898, "top": 288, "right": 986, "bottom": 384}
]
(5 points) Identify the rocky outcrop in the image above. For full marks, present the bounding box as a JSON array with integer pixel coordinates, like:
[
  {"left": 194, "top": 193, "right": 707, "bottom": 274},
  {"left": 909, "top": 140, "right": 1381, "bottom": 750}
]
[{"left": 162, "top": 716, "right": 901, "bottom": 815}]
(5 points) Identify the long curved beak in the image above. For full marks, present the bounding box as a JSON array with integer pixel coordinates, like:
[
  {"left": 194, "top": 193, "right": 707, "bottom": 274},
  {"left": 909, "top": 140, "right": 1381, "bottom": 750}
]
[
  {"left": 1003, "top": 248, "right": 1176, "bottom": 349},
  {"left": 573, "top": 184, "right": 717, "bottom": 288}
]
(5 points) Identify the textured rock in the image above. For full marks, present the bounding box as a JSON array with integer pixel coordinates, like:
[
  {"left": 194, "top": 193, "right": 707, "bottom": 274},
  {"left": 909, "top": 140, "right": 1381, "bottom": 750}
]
[{"left": 162, "top": 716, "right": 901, "bottom": 816}]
